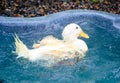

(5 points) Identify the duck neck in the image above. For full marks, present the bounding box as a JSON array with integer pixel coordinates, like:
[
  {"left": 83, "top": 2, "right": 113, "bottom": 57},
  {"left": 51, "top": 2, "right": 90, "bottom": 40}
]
[{"left": 64, "top": 37, "right": 78, "bottom": 43}]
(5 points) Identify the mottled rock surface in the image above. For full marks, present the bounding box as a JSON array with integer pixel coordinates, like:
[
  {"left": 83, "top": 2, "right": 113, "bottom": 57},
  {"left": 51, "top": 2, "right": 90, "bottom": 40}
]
[{"left": 0, "top": 0, "right": 119, "bottom": 17}]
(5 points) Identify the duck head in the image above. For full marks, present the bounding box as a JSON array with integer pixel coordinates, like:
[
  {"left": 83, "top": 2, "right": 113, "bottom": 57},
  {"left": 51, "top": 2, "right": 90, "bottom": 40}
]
[{"left": 62, "top": 23, "right": 89, "bottom": 42}]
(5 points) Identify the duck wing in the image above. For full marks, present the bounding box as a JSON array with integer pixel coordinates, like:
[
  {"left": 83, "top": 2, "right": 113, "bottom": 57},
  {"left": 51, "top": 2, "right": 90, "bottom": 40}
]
[{"left": 32, "top": 35, "right": 63, "bottom": 48}]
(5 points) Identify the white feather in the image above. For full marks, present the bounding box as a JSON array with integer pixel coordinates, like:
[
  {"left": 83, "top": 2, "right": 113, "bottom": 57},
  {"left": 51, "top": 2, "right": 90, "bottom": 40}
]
[{"left": 14, "top": 23, "right": 89, "bottom": 66}]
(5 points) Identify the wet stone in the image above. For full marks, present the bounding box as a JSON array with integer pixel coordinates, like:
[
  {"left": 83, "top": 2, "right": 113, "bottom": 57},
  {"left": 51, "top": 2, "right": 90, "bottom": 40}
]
[
  {"left": 29, "top": 13, "right": 35, "bottom": 17},
  {"left": 40, "top": 8, "right": 45, "bottom": 15},
  {"left": 36, "top": 10, "right": 41, "bottom": 15}
]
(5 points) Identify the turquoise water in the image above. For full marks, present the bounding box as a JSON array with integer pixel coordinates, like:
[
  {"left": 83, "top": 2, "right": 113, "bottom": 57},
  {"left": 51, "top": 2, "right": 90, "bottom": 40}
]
[{"left": 0, "top": 10, "right": 120, "bottom": 83}]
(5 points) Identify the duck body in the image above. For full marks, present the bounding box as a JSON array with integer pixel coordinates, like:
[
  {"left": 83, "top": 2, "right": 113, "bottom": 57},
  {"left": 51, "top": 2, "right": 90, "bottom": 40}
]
[
  {"left": 28, "top": 42, "right": 73, "bottom": 61},
  {"left": 14, "top": 23, "right": 89, "bottom": 66}
]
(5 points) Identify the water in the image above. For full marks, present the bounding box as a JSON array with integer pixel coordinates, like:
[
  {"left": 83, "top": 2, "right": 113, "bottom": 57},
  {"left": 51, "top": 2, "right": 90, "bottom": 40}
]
[{"left": 0, "top": 10, "right": 120, "bottom": 83}]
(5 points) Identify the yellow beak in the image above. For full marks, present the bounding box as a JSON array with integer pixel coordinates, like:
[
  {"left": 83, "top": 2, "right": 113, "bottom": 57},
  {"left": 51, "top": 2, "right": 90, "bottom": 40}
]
[{"left": 80, "top": 31, "right": 89, "bottom": 39}]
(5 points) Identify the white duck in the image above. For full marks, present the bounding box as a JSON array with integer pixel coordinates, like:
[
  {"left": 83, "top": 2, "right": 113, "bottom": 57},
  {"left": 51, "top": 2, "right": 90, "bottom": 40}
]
[{"left": 14, "top": 23, "right": 89, "bottom": 65}]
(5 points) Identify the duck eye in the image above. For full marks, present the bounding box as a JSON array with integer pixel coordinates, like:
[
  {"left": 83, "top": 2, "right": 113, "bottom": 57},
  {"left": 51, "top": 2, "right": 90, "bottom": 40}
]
[{"left": 76, "top": 27, "right": 78, "bottom": 29}]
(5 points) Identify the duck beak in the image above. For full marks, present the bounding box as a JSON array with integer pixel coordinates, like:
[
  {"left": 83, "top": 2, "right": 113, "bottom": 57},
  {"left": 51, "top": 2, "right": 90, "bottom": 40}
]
[{"left": 80, "top": 31, "right": 89, "bottom": 39}]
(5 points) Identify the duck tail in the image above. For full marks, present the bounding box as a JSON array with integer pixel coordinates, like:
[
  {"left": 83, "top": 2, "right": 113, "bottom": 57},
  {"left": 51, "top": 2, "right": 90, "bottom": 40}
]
[{"left": 13, "top": 34, "right": 29, "bottom": 59}]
